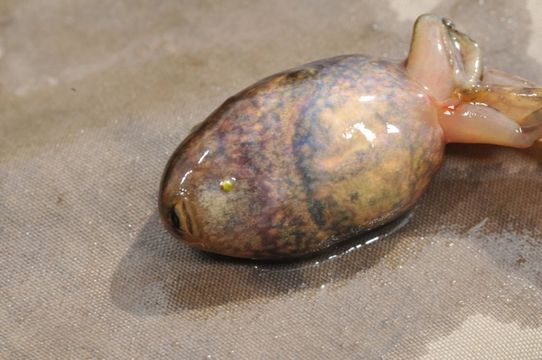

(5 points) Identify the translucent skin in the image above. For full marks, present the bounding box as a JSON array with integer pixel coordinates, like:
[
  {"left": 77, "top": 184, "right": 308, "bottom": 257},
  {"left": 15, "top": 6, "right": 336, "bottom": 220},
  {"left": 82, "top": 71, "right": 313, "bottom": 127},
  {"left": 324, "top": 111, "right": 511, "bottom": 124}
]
[{"left": 159, "top": 55, "right": 444, "bottom": 259}]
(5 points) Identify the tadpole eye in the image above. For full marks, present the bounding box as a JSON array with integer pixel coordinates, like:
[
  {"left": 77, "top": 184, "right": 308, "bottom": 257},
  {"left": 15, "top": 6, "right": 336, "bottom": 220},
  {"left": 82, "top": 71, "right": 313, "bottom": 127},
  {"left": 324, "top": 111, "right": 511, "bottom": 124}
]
[{"left": 170, "top": 208, "right": 180, "bottom": 229}]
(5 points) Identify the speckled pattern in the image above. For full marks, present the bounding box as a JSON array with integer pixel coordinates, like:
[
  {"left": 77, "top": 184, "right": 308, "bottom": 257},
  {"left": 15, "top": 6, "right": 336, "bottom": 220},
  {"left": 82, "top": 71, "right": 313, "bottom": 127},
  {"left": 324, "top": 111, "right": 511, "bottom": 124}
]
[
  {"left": 5, "top": 1, "right": 542, "bottom": 359},
  {"left": 160, "top": 55, "right": 444, "bottom": 259}
]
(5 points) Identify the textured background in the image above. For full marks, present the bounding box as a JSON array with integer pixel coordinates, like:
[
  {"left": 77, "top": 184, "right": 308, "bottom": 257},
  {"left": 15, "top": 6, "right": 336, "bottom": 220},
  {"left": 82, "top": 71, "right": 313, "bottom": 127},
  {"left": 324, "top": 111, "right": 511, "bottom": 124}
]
[{"left": 2, "top": 0, "right": 542, "bottom": 358}]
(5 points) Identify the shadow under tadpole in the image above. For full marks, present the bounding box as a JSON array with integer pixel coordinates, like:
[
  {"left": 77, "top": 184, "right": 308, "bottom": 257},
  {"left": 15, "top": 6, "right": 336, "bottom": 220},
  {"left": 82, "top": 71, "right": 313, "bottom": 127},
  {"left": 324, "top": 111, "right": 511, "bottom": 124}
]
[
  {"left": 524, "top": 141, "right": 542, "bottom": 165},
  {"left": 110, "top": 144, "right": 542, "bottom": 317},
  {"left": 109, "top": 210, "right": 410, "bottom": 315},
  {"left": 447, "top": 142, "right": 542, "bottom": 163}
]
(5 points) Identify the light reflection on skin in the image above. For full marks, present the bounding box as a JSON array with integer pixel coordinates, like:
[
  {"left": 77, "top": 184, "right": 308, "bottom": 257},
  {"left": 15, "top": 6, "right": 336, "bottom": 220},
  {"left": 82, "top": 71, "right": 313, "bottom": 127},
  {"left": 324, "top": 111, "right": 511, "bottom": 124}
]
[
  {"left": 342, "top": 122, "right": 377, "bottom": 143},
  {"left": 386, "top": 123, "right": 400, "bottom": 134},
  {"left": 178, "top": 170, "right": 193, "bottom": 196},
  {"left": 197, "top": 149, "right": 210, "bottom": 164},
  {"left": 358, "top": 95, "right": 376, "bottom": 102},
  {"left": 180, "top": 170, "right": 192, "bottom": 185},
  {"left": 342, "top": 122, "right": 401, "bottom": 141},
  {"left": 352, "top": 94, "right": 402, "bottom": 140},
  {"left": 179, "top": 150, "right": 210, "bottom": 196}
]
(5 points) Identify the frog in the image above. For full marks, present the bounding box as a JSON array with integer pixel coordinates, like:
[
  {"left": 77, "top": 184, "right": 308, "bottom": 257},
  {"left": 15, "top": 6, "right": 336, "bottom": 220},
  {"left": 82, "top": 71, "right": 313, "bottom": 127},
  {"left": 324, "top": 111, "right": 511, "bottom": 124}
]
[{"left": 159, "top": 14, "right": 542, "bottom": 260}]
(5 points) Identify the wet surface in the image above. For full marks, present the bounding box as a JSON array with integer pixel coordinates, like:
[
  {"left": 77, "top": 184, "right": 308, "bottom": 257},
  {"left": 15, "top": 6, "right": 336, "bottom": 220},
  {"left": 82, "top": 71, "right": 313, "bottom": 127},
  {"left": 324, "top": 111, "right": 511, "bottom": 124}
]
[
  {"left": 110, "top": 211, "right": 411, "bottom": 313},
  {"left": 2, "top": 0, "right": 542, "bottom": 358}
]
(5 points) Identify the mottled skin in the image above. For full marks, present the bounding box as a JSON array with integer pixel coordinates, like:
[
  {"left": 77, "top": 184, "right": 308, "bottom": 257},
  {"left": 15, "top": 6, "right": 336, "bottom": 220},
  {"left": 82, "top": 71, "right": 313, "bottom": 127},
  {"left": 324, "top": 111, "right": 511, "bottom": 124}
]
[
  {"left": 160, "top": 15, "right": 542, "bottom": 260},
  {"left": 160, "top": 55, "right": 444, "bottom": 259}
]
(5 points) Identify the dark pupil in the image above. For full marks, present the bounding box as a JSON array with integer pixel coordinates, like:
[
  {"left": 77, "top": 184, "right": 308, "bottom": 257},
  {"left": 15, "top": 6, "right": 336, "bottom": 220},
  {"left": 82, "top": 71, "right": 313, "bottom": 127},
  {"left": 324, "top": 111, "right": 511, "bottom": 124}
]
[{"left": 170, "top": 209, "right": 180, "bottom": 229}]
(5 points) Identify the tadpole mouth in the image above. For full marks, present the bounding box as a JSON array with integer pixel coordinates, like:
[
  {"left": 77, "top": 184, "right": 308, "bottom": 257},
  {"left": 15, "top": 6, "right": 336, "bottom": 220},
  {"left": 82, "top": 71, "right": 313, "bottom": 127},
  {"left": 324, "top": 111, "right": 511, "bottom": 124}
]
[
  {"left": 168, "top": 199, "right": 199, "bottom": 240},
  {"left": 169, "top": 207, "right": 180, "bottom": 230}
]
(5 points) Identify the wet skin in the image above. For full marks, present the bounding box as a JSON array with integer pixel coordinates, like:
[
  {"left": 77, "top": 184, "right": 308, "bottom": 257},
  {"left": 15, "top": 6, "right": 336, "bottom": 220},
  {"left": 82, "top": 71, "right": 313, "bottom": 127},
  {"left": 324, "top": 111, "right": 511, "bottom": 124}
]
[
  {"left": 160, "top": 56, "right": 443, "bottom": 259},
  {"left": 159, "top": 15, "right": 542, "bottom": 260}
]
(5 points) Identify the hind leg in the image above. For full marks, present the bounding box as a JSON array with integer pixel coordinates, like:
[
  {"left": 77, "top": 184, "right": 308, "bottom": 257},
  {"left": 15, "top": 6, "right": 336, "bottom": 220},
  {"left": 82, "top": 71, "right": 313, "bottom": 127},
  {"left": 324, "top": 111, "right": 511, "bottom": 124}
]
[
  {"left": 439, "top": 103, "right": 542, "bottom": 148},
  {"left": 461, "top": 85, "right": 542, "bottom": 125},
  {"left": 460, "top": 69, "right": 542, "bottom": 144}
]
